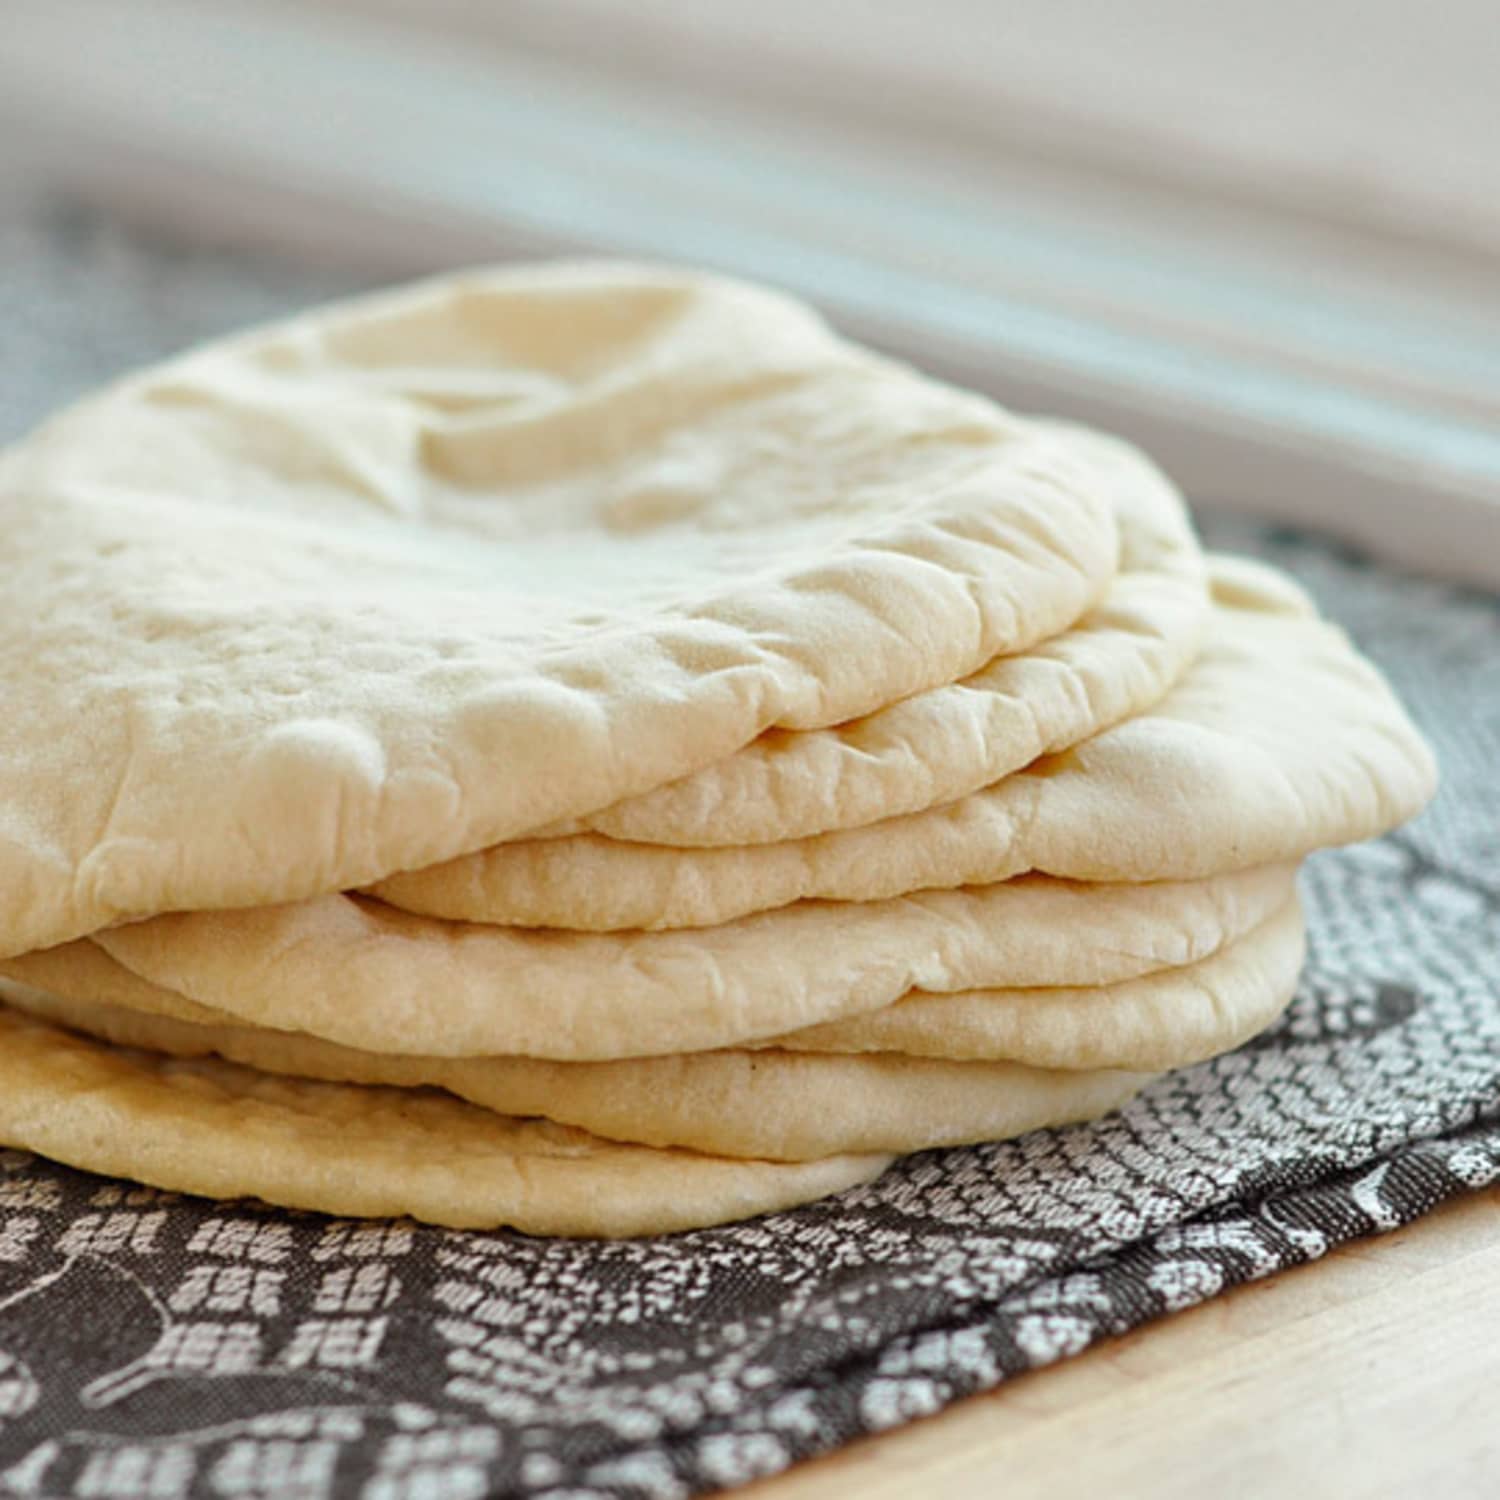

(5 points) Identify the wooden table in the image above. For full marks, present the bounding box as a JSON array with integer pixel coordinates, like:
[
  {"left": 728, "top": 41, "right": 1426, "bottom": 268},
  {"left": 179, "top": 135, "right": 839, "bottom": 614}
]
[{"left": 749, "top": 1184, "right": 1500, "bottom": 1498}]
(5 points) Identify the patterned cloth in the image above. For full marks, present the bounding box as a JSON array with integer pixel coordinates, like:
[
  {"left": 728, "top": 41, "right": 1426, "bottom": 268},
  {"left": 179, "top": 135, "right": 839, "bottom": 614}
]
[{"left": 1, "top": 202, "right": 1497, "bottom": 1500}]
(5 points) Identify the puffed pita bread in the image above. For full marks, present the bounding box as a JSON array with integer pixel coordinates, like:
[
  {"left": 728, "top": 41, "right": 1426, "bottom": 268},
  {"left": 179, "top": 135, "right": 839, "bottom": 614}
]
[
  {"left": 0, "top": 1003, "right": 890, "bottom": 1235},
  {"left": 0, "top": 263, "right": 1124, "bottom": 960},
  {"left": 764, "top": 893, "right": 1304, "bottom": 1066},
  {"left": 0, "top": 986, "right": 1149, "bottom": 1162},
  {"left": 515, "top": 427, "right": 1207, "bottom": 846},
  {"left": 374, "top": 557, "right": 1436, "bottom": 930},
  {"left": 77, "top": 864, "right": 1296, "bottom": 1060}
]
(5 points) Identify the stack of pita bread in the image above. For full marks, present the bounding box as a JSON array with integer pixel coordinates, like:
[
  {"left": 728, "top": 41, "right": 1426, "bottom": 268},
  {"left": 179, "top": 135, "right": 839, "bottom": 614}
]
[{"left": 0, "top": 265, "right": 1435, "bottom": 1236}]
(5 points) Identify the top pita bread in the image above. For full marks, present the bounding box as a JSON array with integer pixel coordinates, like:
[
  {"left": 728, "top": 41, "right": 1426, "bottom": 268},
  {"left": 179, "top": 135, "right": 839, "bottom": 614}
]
[
  {"left": 520, "top": 425, "right": 1207, "bottom": 846},
  {"left": 0, "top": 262, "right": 1124, "bottom": 960},
  {"left": 373, "top": 557, "right": 1437, "bottom": 930}
]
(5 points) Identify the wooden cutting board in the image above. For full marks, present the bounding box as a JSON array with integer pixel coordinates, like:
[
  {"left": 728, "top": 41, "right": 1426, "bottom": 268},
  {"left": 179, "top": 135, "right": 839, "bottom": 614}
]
[{"left": 749, "top": 1183, "right": 1500, "bottom": 1498}]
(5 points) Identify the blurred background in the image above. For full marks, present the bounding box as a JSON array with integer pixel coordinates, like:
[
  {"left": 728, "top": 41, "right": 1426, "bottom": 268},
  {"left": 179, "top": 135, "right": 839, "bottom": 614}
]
[{"left": 3, "top": 0, "right": 1498, "bottom": 582}]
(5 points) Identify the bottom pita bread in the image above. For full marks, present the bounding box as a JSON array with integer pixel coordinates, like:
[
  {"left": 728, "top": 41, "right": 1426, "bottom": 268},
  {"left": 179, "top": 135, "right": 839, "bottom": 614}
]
[
  {"left": 0, "top": 1003, "right": 891, "bottom": 1236},
  {"left": 4, "top": 983, "right": 1149, "bottom": 1161}
]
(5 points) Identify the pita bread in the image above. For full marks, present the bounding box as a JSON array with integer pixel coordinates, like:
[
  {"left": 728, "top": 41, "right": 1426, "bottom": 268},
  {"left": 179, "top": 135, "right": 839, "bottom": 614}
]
[
  {"left": 510, "top": 426, "right": 1206, "bottom": 846},
  {"left": 0, "top": 1003, "right": 890, "bottom": 1235},
  {"left": 3, "top": 883, "right": 1298, "bottom": 1074},
  {"left": 374, "top": 557, "right": 1436, "bottom": 930},
  {"left": 0, "top": 262, "right": 1124, "bottom": 960},
  {"left": 764, "top": 892, "right": 1304, "bottom": 1066},
  {"left": 0, "top": 986, "right": 1148, "bottom": 1162},
  {"left": 79, "top": 864, "right": 1295, "bottom": 1059}
]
